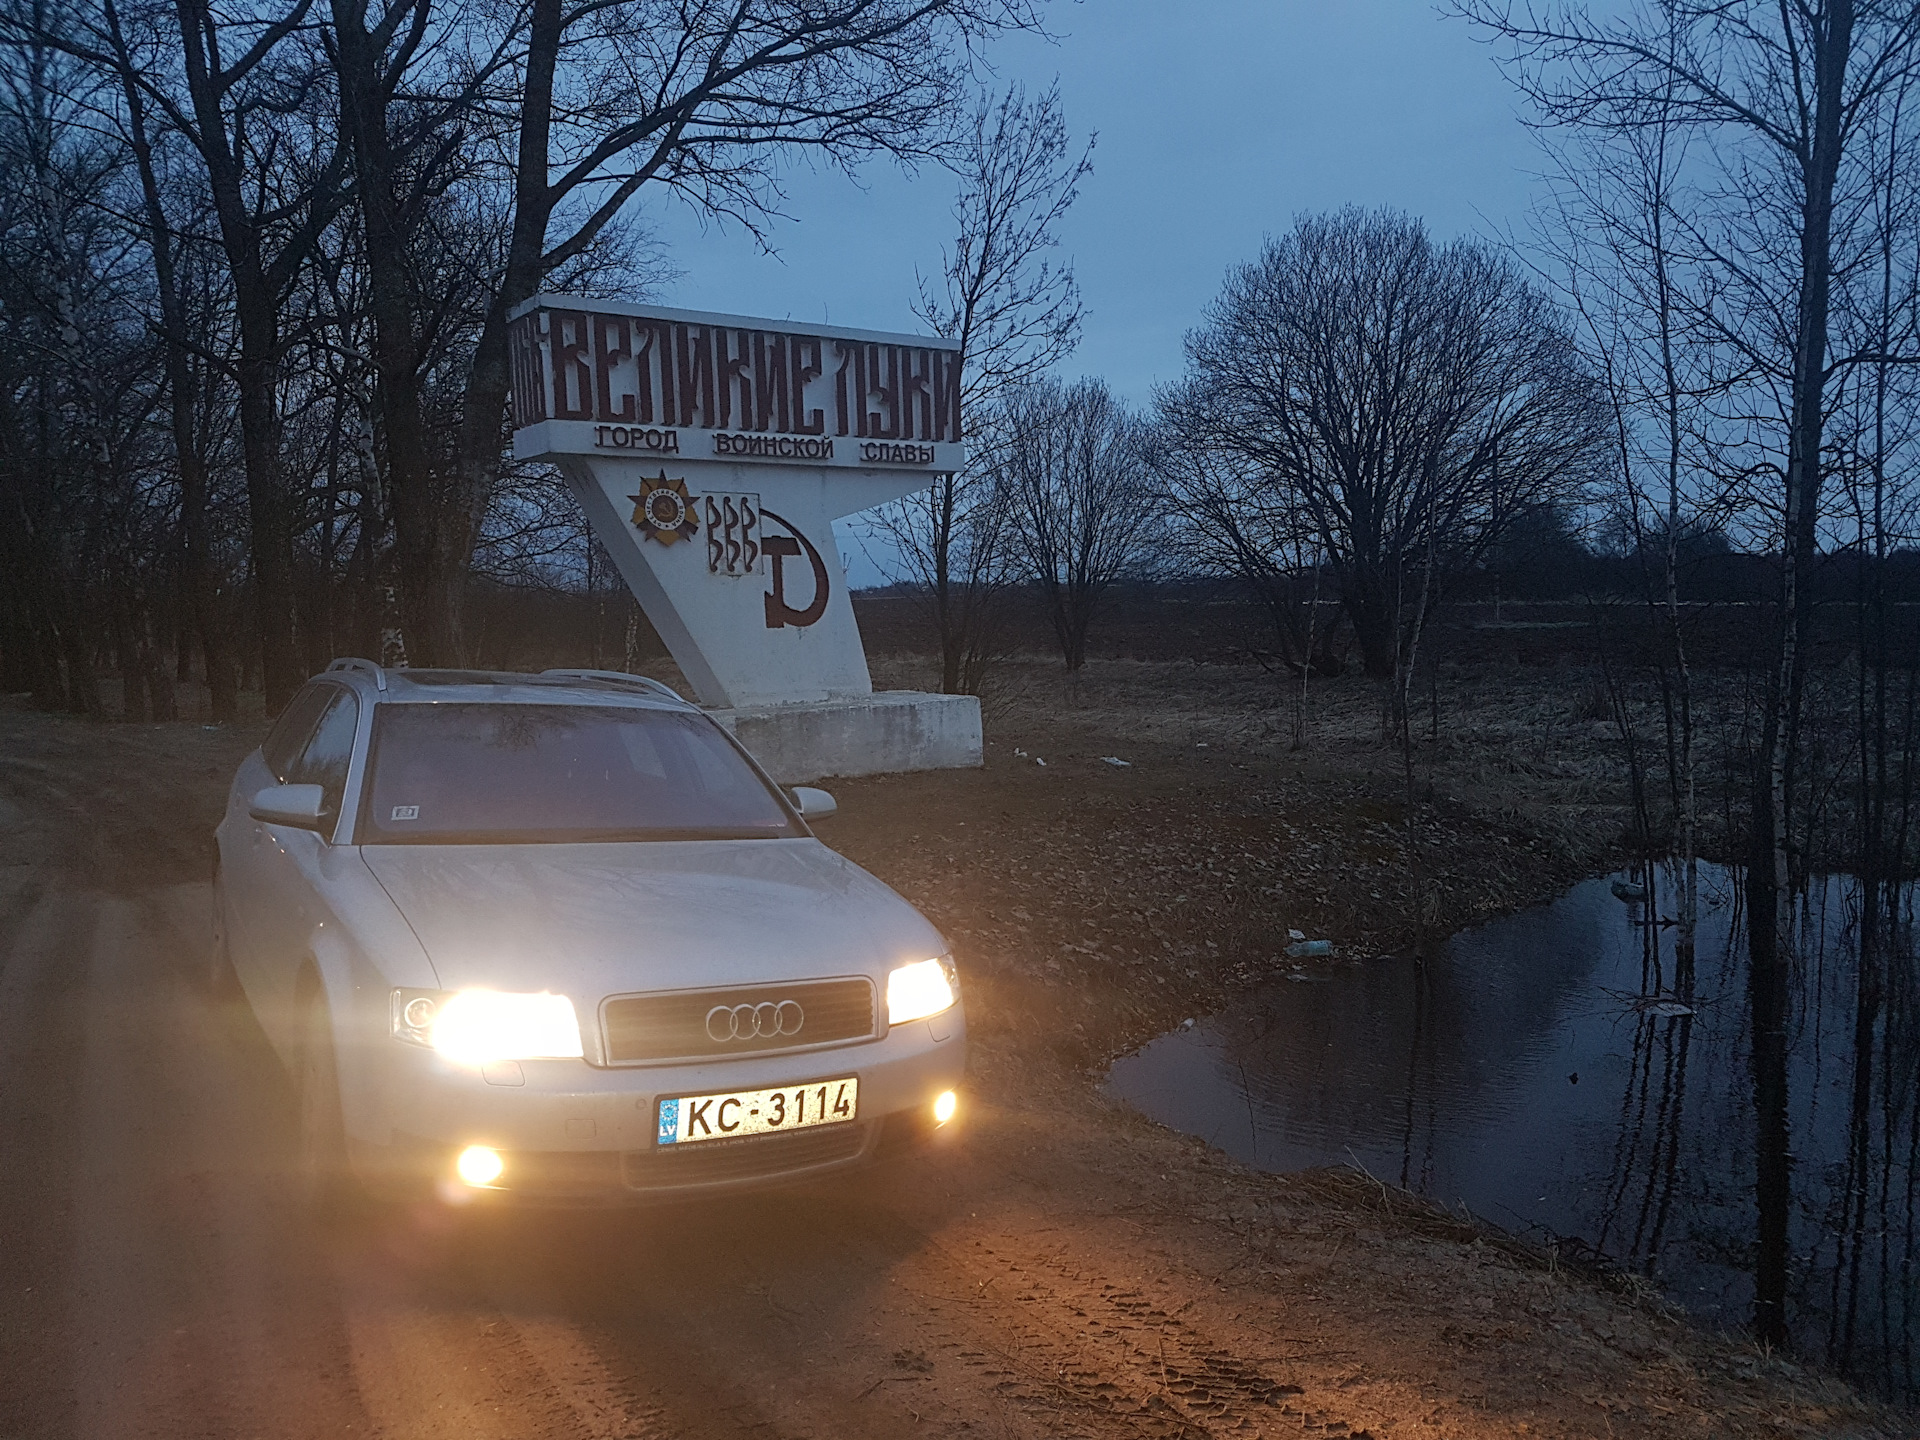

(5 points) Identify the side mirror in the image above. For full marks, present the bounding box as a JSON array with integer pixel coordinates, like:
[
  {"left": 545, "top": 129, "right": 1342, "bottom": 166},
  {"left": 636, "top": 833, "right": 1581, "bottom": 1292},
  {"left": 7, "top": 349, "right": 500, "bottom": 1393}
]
[
  {"left": 250, "top": 783, "right": 329, "bottom": 831},
  {"left": 790, "top": 786, "right": 837, "bottom": 820}
]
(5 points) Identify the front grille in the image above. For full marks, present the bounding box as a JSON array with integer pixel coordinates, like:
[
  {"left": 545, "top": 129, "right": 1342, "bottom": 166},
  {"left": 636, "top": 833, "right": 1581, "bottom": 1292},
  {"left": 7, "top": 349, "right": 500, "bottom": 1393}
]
[
  {"left": 500, "top": 1149, "right": 623, "bottom": 1199},
  {"left": 602, "top": 977, "right": 875, "bottom": 1064},
  {"left": 623, "top": 1122, "right": 869, "bottom": 1189}
]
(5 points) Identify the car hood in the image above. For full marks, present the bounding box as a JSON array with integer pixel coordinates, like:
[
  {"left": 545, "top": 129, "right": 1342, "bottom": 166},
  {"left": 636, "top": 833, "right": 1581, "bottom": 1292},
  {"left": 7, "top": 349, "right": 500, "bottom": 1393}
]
[{"left": 358, "top": 838, "right": 945, "bottom": 1001}]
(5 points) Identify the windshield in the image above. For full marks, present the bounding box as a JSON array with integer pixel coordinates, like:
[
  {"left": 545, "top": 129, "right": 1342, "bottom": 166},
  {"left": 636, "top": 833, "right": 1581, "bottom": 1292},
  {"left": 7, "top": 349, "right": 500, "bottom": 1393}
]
[{"left": 357, "top": 703, "right": 803, "bottom": 844}]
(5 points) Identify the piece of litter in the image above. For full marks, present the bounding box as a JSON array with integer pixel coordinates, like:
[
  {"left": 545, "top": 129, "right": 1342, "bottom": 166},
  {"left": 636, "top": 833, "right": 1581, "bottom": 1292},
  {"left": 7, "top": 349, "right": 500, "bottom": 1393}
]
[
  {"left": 1179, "top": 1018, "right": 1195, "bottom": 1029},
  {"left": 1195, "top": 742, "right": 1208, "bottom": 748},
  {"left": 1014, "top": 747, "right": 1027, "bottom": 757},
  {"left": 1034, "top": 757, "right": 1046, "bottom": 767},
  {"left": 1646, "top": 1000, "right": 1695, "bottom": 1018},
  {"left": 1101, "top": 756, "right": 1131, "bottom": 768},
  {"left": 1287, "top": 928, "right": 1305, "bottom": 941},
  {"left": 1285, "top": 939, "right": 1333, "bottom": 959}
]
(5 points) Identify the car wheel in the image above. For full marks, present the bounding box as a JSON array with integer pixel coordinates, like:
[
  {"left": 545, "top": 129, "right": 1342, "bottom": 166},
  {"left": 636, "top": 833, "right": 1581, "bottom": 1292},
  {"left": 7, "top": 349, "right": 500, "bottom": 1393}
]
[
  {"left": 295, "top": 987, "right": 354, "bottom": 1215},
  {"left": 208, "top": 865, "right": 239, "bottom": 997}
]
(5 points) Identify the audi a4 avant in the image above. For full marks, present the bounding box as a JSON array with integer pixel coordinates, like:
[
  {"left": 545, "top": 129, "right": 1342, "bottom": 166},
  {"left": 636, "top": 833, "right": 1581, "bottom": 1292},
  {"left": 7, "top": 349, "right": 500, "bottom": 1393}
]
[{"left": 214, "top": 660, "right": 964, "bottom": 1205}]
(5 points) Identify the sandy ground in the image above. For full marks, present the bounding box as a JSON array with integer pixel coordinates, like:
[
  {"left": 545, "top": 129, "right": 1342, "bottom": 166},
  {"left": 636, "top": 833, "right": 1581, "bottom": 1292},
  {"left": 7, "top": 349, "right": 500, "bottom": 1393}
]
[{"left": 0, "top": 664, "right": 1904, "bottom": 1439}]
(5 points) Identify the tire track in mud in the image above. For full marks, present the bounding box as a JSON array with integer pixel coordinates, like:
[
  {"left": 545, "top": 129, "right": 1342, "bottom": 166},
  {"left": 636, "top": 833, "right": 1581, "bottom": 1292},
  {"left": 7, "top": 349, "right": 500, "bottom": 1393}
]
[
  {"left": 458, "top": 1192, "right": 942, "bottom": 1440},
  {"left": 888, "top": 1235, "right": 1377, "bottom": 1438},
  {"left": 493, "top": 1309, "right": 676, "bottom": 1439}
]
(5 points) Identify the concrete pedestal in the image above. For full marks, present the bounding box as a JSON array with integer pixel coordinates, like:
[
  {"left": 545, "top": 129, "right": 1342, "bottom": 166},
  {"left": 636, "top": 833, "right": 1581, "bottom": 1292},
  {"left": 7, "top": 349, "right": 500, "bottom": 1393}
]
[{"left": 708, "top": 691, "right": 982, "bottom": 784}]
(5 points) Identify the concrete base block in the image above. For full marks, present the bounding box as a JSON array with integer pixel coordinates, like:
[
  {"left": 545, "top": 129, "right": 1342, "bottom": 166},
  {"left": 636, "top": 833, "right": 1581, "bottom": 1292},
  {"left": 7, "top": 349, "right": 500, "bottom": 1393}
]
[{"left": 709, "top": 691, "right": 982, "bottom": 783}]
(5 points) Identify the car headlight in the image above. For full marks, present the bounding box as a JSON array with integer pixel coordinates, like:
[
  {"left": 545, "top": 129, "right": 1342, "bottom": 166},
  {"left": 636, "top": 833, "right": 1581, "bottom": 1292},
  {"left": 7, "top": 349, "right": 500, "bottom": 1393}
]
[
  {"left": 887, "top": 956, "right": 958, "bottom": 1026},
  {"left": 390, "top": 988, "right": 584, "bottom": 1064}
]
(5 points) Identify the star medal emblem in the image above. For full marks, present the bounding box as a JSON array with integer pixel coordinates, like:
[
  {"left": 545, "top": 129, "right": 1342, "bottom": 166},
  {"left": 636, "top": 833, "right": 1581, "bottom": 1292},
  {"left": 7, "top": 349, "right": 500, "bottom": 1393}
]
[{"left": 629, "top": 473, "right": 699, "bottom": 545}]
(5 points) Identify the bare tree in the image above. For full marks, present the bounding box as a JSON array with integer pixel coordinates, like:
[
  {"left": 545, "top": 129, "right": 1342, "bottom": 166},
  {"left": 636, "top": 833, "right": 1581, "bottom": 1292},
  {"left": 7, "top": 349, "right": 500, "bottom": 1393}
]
[
  {"left": 1152, "top": 406, "right": 1330, "bottom": 675},
  {"left": 26, "top": 0, "right": 357, "bottom": 707},
  {"left": 1457, "top": 0, "right": 1920, "bottom": 1351},
  {"left": 1531, "top": 72, "right": 1715, "bottom": 961},
  {"left": 100, "top": 0, "right": 236, "bottom": 717},
  {"left": 165, "top": 0, "right": 349, "bottom": 707},
  {"left": 1165, "top": 207, "right": 1608, "bottom": 679},
  {"left": 997, "top": 376, "right": 1157, "bottom": 671},
  {"left": 322, "top": 0, "right": 532, "bottom": 670},
  {"left": 405, "top": 0, "right": 1045, "bottom": 667},
  {"left": 866, "top": 79, "right": 1091, "bottom": 693},
  {"left": 0, "top": 3, "right": 152, "bottom": 718},
  {"left": 1820, "top": 59, "right": 1920, "bottom": 1390}
]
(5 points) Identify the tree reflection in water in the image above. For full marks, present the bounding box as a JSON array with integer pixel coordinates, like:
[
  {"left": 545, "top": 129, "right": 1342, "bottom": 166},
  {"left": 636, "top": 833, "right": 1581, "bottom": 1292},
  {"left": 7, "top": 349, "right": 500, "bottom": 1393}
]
[{"left": 1106, "top": 861, "right": 1919, "bottom": 1405}]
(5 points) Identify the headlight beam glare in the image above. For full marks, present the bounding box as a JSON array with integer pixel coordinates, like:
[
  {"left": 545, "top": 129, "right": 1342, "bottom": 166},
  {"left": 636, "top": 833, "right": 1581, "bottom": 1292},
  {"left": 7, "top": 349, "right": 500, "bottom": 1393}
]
[
  {"left": 887, "top": 958, "right": 957, "bottom": 1026},
  {"left": 430, "top": 990, "right": 584, "bottom": 1065},
  {"left": 456, "top": 1145, "right": 504, "bottom": 1187}
]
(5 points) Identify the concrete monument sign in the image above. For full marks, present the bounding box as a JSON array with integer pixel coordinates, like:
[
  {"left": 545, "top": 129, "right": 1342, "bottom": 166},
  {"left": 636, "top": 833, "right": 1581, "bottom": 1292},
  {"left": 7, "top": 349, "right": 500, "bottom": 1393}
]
[{"left": 508, "top": 296, "right": 982, "bottom": 781}]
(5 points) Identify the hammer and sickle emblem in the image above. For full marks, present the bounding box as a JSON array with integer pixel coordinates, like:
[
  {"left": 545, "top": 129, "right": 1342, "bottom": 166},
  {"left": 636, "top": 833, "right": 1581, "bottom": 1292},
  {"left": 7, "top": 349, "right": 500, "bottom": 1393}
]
[{"left": 759, "top": 509, "right": 830, "bottom": 629}]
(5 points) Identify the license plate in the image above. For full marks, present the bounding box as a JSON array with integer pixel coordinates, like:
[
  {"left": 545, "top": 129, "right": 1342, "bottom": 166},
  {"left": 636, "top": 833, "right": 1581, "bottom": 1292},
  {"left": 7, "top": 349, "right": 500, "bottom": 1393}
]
[{"left": 656, "top": 1077, "right": 858, "bottom": 1146}]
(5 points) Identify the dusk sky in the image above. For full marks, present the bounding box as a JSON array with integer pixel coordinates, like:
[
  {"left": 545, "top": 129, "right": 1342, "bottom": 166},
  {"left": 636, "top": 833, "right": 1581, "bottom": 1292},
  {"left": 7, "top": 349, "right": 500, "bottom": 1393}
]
[
  {"left": 651, "top": 1, "right": 1545, "bottom": 401},
  {"left": 647, "top": 0, "right": 1549, "bottom": 581}
]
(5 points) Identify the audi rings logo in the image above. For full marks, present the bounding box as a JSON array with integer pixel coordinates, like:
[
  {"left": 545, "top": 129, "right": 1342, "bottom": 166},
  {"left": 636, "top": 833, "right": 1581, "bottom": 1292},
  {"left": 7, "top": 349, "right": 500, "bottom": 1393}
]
[{"left": 706, "top": 1000, "right": 805, "bottom": 1044}]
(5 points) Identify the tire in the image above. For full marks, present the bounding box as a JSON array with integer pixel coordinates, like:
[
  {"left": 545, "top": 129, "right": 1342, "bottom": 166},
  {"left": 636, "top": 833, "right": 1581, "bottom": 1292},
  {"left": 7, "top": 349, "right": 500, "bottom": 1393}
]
[{"left": 295, "top": 987, "right": 355, "bottom": 1216}]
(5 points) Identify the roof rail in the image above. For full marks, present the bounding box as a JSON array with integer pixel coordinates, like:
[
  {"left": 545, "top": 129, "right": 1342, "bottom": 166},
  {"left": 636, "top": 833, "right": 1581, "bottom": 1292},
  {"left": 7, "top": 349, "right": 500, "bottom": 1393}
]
[
  {"left": 327, "top": 656, "right": 388, "bottom": 691},
  {"left": 538, "top": 668, "right": 683, "bottom": 701}
]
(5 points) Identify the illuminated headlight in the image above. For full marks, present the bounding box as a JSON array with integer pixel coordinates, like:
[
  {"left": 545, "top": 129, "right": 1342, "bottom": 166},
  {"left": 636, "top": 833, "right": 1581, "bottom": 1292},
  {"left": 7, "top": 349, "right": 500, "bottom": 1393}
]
[
  {"left": 887, "top": 957, "right": 958, "bottom": 1026},
  {"left": 390, "top": 988, "right": 584, "bottom": 1064}
]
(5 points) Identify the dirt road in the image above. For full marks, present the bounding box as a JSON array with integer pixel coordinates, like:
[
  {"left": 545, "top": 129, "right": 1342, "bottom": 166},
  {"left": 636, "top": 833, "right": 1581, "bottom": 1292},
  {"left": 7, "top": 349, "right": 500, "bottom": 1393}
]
[{"left": 0, "top": 699, "right": 1898, "bottom": 1439}]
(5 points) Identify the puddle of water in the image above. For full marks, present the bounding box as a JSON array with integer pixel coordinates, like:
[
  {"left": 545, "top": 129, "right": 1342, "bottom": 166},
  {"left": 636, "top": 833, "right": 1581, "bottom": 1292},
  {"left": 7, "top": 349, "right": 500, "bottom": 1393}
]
[{"left": 1107, "top": 862, "right": 1919, "bottom": 1403}]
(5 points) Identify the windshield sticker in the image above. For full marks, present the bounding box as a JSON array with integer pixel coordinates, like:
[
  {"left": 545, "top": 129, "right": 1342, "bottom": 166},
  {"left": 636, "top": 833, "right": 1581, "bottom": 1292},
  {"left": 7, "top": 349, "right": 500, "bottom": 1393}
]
[{"left": 390, "top": 805, "right": 420, "bottom": 821}]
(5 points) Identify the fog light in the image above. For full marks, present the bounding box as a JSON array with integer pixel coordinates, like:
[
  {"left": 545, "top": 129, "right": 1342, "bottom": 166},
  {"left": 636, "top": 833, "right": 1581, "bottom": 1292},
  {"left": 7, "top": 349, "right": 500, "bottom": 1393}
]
[
  {"left": 456, "top": 1145, "right": 504, "bottom": 1187},
  {"left": 933, "top": 1090, "right": 958, "bottom": 1126}
]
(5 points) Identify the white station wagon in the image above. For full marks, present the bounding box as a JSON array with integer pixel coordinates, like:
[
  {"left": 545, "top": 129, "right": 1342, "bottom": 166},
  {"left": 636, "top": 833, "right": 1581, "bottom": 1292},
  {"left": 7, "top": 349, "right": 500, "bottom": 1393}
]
[{"left": 213, "top": 660, "right": 965, "bottom": 1205}]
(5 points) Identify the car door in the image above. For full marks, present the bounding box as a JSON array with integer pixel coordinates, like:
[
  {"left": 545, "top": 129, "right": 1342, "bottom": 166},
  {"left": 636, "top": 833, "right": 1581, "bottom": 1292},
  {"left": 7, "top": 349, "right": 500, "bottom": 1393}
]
[
  {"left": 226, "top": 684, "right": 333, "bottom": 991},
  {"left": 243, "top": 685, "right": 360, "bottom": 1049}
]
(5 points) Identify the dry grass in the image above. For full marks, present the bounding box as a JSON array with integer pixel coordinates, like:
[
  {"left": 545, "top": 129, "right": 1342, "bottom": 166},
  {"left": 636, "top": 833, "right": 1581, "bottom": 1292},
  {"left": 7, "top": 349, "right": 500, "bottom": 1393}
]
[{"left": 835, "top": 654, "right": 1648, "bottom": 1075}]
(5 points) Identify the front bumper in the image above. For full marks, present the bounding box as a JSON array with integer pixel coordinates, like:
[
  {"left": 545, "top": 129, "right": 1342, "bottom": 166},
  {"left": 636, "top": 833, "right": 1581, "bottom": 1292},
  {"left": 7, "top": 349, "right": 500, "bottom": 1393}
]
[{"left": 344, "top": 1010, "right": 966, "bottom": 1204}]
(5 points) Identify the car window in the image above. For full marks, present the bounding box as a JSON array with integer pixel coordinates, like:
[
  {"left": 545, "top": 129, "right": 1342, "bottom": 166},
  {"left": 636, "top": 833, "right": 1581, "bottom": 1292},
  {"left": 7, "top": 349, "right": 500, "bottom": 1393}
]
[
  {"left": 358, "top": 703, "right": 803, "bottom": 844},
  {"left": 261, "top": 686, "right": 334, "bottom": 782},
  {"left": 287, "top": 689, "right": 359, "bottom": 821}
]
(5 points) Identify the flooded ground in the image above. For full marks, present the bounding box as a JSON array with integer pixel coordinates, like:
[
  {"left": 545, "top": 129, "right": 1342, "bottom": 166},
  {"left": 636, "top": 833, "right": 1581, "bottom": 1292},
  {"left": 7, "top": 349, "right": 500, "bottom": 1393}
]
[{"left": 1108, "top": 862, "right": 1920, "bottom": 1405}]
